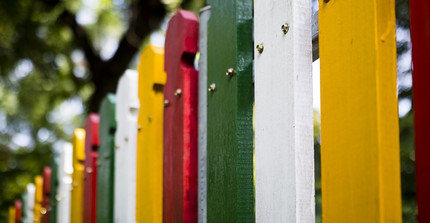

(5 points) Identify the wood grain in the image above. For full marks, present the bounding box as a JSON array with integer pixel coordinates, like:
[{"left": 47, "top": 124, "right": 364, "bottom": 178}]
[
  {"left": 206, "top": 0, "right": 254, "bottom": 221},
  {"left": 254, "top": 0, "right": 314, "bottom": 221},
  {"left": 319, "top": 0, "right": 401, "bottom": 221},
  {"left": 136, "top": 45, "right": 165, "bottom": 223},
  {"left": 163, "top": 10, "right": 199, "bottom": 223}
]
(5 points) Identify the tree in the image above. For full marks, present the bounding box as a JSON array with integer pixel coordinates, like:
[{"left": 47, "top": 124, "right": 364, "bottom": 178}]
[{"left": 0, "top": 0, "right": 204, "bottom": 219}]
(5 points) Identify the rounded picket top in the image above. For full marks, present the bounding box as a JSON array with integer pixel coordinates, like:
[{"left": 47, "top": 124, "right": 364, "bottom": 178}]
[
  {"left": 164, "top": 9, "right": 199, "bottom": 76},
  {"left": 115, "top": 69, "right": 139, "bottom": 223},
  {"left": 116, "top": 69, "right": 139, "bottom": 122},
  {"left": 73, "top": 128, "right": 86, "bottom": 162}
]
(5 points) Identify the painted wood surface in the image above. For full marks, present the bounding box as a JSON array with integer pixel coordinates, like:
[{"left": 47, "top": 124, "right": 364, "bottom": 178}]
[
  {"left": 58, "top": 143, "right": 73, "bottom": 223},
  {"left": 206, "top": 0, "right": 254, "bottom": 221},
  {"left": 163, "top": 10, "right": 199, "bottom": 223},
  {"left": 49, "top": 159, "right": 58, "bottom": 223},
  {"left": 410, "top": 1, "right": 430, "bottom": 222},
  {"left": 41, "top": 167, "right": 51, "bottom": 223},
  {"left": 83, "top": 114, "right": 100, "bottom": 223},
  {"left": 15, "top": 200, "right": 22, "bottom": 223},
  {"left": 22, "top": 192, "right": 27, "bottom": 222},
  {"left": 9, "top": 206, "right": 15, "bottom": 223},
  {"left": 198, "top": 6, "right": 210, "bottom": 223},
  {"left": 254, "top": 0, "right": 314, "bottom": 221},
  {"left": 319, "top": 0, "right": 401, "bottom": 221},
  {"left": 97, "top": 94, "right": 116, "bottom": 223},
  {"left": 71, "top": 128, "right": 85, "bottom": 223},
  {"left": 25, "top": 184, "right": 35, "bottom": 223},
  {"left": 34, "top": 175, "right": 43, "bottom": 223},
  {"left": 115, "top": 70, "right": 139, "bottom": 223},
  {"left": 136, "top": 44, "right": 165, "bottom": 223}
]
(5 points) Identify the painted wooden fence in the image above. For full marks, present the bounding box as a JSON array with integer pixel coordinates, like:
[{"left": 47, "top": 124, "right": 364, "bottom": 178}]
[
  {"left": 410, "top": 1, "right": 430, "bottom": 222},
  {"left": 71, "top": 128, "right": 85, "bottom": 223},
  {"left": 163, "top": 10, "right": 199, "bottom": 223},
  {"left": 12, "top": 1, "right": 430, "bottom": 222},
  {"left": 83, "top": 114, "right": 100, "bottom": 223},
  {"left": 136, "top": 44, "right": 165, "bottom": 223},
  {"left": 115, "top": 70, "right": 139, "bottom": 223},
  {"left": 97, "top": 94, "right": 116, "bottom": 223}
]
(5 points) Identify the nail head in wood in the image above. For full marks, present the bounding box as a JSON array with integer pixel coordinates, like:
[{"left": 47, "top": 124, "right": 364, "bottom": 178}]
[
  {"left": 256, "top": 44, "right": 264, "bottom": 54},
  {"left": 174, "top": 89, "right": 182, "bottom": 96},
  {"left": 226, "top": 68, "right": 235, "bottom": 77},
  {"left": 281, "top": 23, "right": 290, "bottom": 34},
  {"left": 208, "top": 83, "right": 216, "bottom": 92}
]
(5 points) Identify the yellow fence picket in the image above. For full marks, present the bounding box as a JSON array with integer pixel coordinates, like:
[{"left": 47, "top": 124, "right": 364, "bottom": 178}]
[
  {"left": 71, "top": 128, "right": 85, "bottom": 223},
  {"left": 136, "top": 45, "right": 166, "bottom": 223},
  {"left": 319, "top": 0, "right": 402, "bottom": 221}
]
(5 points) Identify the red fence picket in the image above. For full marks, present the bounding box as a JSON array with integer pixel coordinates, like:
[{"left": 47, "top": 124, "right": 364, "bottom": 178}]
[
  {"left": 163, "top": 9, "right": 199, "bottom": 223},
  {"left": 411, "top": 1, "right": 430, "bottom": 222},
  {"left": 83, "top": 113, "right": 100, "bottom": 223},
  {"left": 42, "top": 166, "right": 51, "bottom": 223}
]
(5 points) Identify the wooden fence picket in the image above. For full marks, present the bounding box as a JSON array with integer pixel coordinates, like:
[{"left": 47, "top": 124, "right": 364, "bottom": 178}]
[
  {"left": 254, "top": 0, "right": 314, "bottom": 221},
  {"left": 136, "top": 44, "right": 165, "bottom": 222},
  {"left": 58, "top": 143, "right": 73, "bottom": 223},
  {"left": 15, "top": 200, "right": 21, "bottom": 223},
  {"left": 115, "top": 70, "right": 139, "bottom": 223},
  {"left": 34, "top": 175, "right": 43, "bottom": 223},
  {"left": 41, "top": 167, "right": 51, "bottom": 223},
  {"left": 8, "top": 206, "right": 15, "bottom": 223},
  {"left": 25, "top": 184, "right": 35, "bottom": 223},
  {"left": 198, "top": 6, "right": 210, "bottom": 223},
  {"left": 83, "top": 114, "right": 100, "bottom": 223},
  {"left": 319, "top": 0, "right": 401, "bottom": 221},
  {"left": 410, "top": 1, "right": 430, "bottom": 222},
  {"left": 97, "top": 94, "right": 116, "bottom": 223},
  {"left": 49, "top": 159, "right": 58, "bottom": 223},
  {"left": 206, "top": 0, "right": 254, "bottom": 221},
  {"left": 163, "top": 10, "right": 199, "bottom": 223},
  {"left": 71, "top": 128, "right": 85, "bottom": 223}
]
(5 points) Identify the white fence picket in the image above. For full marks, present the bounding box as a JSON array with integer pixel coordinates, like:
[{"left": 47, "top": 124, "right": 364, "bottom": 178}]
[
  {"left": 114, "top": 69, "right": 139, "bottom": 223},
  {"left": 254, "top": 0, "right": 314, "bottom": 221},
  {"left": 57, "top": 143, "right": 73, "bottom": 223}
]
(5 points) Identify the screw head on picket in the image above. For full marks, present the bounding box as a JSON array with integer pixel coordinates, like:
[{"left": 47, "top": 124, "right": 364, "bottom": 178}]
[
  {"left": 281, "top": 23, "right": 290, "bottom": 34},
  {"left": 174, "top": 89, "right": 182, "bottom": 96},
  {"left": 208, "top": 83, "right": 216, "bottom": 92},
  {"left": 86, "top": 167, "right": 93, "bottom": 174},
  {"left": 148, "top": 116, "right": 152, "bottom": 122},
  {"left": 256, "top": 44, "right": 264, "bottom": 54},
  {"left": 164, "top": 99, "right": 170, "bottom": 107},
  {"left": 137, "top": 125, "right": 142, "bottom": 131},
  {"left": 41, "top": 208, "right": 47, "bottom": 215},
  {"left": 226, "top": 68, "right": 235, "bottom": 77}
]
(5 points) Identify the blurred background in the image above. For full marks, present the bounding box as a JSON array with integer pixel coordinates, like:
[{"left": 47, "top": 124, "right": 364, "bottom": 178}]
[{"left": 0, "top": 0, "right": 414, "bottom": 221}]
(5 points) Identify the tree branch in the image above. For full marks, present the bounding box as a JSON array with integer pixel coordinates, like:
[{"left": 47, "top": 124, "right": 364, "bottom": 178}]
[
  {"left": 59, "top": 10, "right": 104, "bottom": 72},
  {"left": 103, "top": 0, "right": 166, "bottom": 80}
]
